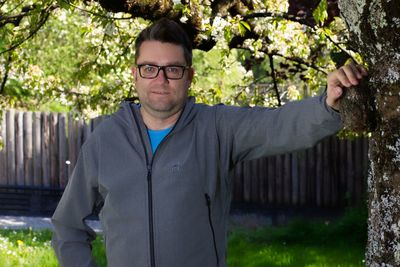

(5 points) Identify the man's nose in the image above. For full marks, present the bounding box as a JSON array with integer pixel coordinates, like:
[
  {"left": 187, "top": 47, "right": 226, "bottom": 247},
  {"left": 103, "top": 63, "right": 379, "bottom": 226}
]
[{"left": 155, "top": 68, "right": 169, "bottom": 83}]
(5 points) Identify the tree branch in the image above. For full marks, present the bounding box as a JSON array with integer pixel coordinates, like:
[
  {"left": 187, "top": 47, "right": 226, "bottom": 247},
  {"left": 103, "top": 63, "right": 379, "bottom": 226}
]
[
  {"left": 244, "top": 11, "right": 314, "bottom": 26},
  {"left": 61, "top": 0, "right": 134, "bottom": 20},
  {"left": 0, "top": 53, "right": 12, "bottom": 95},
  {"left": 323, "top": 32, "right": 360, "bottom": 64},
  {"left": 0, "top": 5, "right": 36, "bottom": 27},
  {"left": 0, "top": 5, "right": 56, "bottom": 55},
  {"left": 268, "top": 54, "right": 281, "bottom": 106}
]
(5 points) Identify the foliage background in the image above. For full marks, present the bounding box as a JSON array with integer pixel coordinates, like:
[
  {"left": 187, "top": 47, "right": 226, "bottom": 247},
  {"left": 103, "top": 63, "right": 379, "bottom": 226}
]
[{"left": 0, "top": 0, "right": 361, "bottom": 119}]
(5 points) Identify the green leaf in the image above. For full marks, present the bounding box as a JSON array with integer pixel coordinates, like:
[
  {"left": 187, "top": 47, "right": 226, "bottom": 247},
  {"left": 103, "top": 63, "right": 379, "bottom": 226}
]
[
  {"left": 224, "top": 27, "right": 232, "bottom": 42},
  {"left": 240, "top": 21, "right": 251, "bottom": 31},
  {"left": 313, "top": 0, "right": 328, "bottom": 25},
  {"left": 57, "top": 0, "right": 71, "bottom": 10}
]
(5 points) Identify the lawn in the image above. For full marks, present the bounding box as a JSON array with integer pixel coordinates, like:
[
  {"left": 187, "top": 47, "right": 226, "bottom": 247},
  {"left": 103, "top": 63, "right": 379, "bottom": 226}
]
[{"left": 0, "top": 208, "right": 366, "bottom": 267}]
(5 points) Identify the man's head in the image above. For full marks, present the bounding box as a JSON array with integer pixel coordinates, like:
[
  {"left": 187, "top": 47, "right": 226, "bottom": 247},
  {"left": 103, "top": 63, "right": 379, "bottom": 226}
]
[
  {"left": 134, "top": 18, "right": 192, "bottom": 66},
  {"left": 132, "top": 19, "right": 195, "bottom": 127}
]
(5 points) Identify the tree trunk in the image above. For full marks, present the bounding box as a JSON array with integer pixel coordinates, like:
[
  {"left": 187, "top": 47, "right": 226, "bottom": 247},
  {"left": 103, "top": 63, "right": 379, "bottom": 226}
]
[{"left": 338, "top": 0, "right": 400, "bottom": 265}]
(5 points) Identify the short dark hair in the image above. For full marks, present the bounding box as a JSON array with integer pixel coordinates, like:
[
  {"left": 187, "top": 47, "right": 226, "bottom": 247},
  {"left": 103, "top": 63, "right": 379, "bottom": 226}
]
[{"left": 134, "top": 18, "right": 193, "bottom": 66}]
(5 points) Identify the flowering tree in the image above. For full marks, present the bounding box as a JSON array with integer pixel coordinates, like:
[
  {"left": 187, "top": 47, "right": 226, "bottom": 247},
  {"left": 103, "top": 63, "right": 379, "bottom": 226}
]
[{"left": 1, "top": 0, "right": 352, "bottom": 116}]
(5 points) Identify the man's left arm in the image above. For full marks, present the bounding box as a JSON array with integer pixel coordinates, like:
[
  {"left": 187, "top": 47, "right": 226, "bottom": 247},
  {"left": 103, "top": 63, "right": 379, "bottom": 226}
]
[{"left": 216, "top": 62, "right": 367, "bottom": 164}]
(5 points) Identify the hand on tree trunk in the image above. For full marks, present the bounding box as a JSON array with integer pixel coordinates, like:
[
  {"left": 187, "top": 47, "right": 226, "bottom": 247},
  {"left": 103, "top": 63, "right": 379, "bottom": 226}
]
[{"left": 326, "top": 62, "right": 368, "bottom": 110}]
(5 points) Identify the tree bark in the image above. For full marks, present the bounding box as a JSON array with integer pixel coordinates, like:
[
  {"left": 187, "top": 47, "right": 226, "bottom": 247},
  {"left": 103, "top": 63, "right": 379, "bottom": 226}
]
[{"left": 338, "top": 0, "right": 400, "bottom": 265}]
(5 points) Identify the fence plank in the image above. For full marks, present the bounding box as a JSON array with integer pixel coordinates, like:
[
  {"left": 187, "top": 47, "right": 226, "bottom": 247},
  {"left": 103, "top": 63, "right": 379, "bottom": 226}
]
[
  {"left": 275, "top": 154, "right": 283, "bottom": 205},
  {"left": 339, "top": 138, "right": 347, "bottom": 205},
  {"left": 33, "top": 112, "right": 42, "bottom": 186},
  {"left": 49, "top": 113, "right": 58, "bottom": 188},
  {"left": 298, "top": 150, "right": 307, "bottom": 205},
  {"left": 23, "top": 112, "right": 33, "bottom": 186},
  {"left": 291, "top": 152, "right": 299, "bottom": 206},
  {"left": 259, "top": 158, "right": 267, "bottom": 204},
  {"left": 323, "top": 138, "right": 331, "bottom": 207},
  {"left": 58, "top": 114, "right": 67, "bottom": 187},
  {"left": 354, "top": 137, "right": 364, "bottom": 204},
  {"left": 0, "top": 114, "right": 6, "bottom": 184},
  {"left": 68, "top": 114, "right": 77, "bottom": 177},
  {"left": 41, "top": 113, "right": 50, "bottom": 187},
  {"left": 316, "top": 142, "right": 323, "bottom": 207},
  {"left": 251, "top": 160, "right": 259, "bottom": 203},
  {"left": 331, "top": 136, "right": 339, "bottom": 207},
  {"left": 16, "top": 112, "right": 24, "bottom": 185},
  {"left": 243, "top": 161, "right": 251, "bottom": 202},
  {"left": 283, "top": 153, "right": 291, "bottom": 205},
  {"left": 267, "top": 157, "right": 275, "bottom": 204},
  {"left": 307, "top": 147, "right": 316, "bottom": 204},
  {"left": 6, "top": 110, "right": 15, "bottom": 185},
  {"left": 346, "top": 139, "right": 354, "bottom": 204}
]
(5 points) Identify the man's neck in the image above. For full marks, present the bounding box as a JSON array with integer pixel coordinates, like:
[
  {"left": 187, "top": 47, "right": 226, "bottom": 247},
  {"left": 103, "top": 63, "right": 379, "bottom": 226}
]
[{"left": 140, "top": 107, "right": 181, "bottom": 130}]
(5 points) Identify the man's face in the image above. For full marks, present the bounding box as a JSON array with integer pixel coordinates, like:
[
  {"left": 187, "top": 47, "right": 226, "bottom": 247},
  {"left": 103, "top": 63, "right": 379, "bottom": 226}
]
[{"left": 132, "top": 41, "right": 193, "bottom": 118}]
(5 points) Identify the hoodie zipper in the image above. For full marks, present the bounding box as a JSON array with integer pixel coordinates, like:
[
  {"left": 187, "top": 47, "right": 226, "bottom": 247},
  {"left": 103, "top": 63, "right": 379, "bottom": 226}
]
[
  {"left": 131, "top": 109, "right": 156, "bottom": 267},
  {"left": 147, "top": 164, "right": 155, "bottom": 267},
  {"left": 205, "top": 193, "right": 219, "bottom": 267}
]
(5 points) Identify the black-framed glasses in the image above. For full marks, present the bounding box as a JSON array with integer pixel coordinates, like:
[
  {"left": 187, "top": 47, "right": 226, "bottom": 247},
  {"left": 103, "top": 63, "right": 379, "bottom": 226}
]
[{"left": 137, "top": 64, "right": 189, "bottom": 80}]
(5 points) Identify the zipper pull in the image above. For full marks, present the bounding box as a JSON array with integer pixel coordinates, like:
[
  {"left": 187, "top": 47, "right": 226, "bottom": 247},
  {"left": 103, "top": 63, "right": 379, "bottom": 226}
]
[{"left": 205, "top": 193, "right": 211, "bottom": 207}]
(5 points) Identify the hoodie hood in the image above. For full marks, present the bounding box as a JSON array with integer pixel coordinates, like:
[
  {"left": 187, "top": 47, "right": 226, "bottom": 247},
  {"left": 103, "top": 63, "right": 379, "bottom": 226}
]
[{"left": 112, "top": 96, "right": 197, "bottom": 133}]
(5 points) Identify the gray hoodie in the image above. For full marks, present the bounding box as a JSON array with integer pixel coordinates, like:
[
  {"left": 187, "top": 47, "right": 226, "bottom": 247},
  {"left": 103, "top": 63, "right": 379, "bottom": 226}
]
[{"left": 52, "top": 95, "right": 342, "bottom": 267}]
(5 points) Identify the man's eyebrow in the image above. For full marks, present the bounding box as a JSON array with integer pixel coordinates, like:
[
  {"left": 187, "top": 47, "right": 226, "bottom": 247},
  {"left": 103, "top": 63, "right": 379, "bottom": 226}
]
[{"left": 137, "top": 61, "right": 187, "bottom": 66}]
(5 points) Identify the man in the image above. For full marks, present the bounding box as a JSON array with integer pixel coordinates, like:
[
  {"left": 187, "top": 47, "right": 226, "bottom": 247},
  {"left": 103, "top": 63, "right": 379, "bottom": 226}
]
[{"left": 51, "top": 18, "right": 367, "bottom": 267}]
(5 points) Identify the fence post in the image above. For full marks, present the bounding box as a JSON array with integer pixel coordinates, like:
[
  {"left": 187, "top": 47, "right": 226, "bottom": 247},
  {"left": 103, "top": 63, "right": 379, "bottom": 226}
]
[
  {"left": 16, "top": 111, "right": 24, "bottom": 185},
  {"left": 68, "top": 114, "right": 77, "bottom": 178},
  {"left": 50, "top": 113, "right": 59, "bottom": 188},
  {"left": 24, "top": 112, "right": 33, "bottom": 186},
  {"left": 346, "top": 139, "right": 355, "bottom": 204},
  {"left": 267, "top": 156, "right": 275, "bottom": 204},
  {"left": 33, "top": 112, "right": 42, "bottom": 186},
  {"left": 298, "top": 150, "right": 307, "bottom": 206},
  {"left": 0, "top": 113, "right": 6, "bottom": 184},
  {"left": 58, "top": 113, "right": 67, "bottom": 188},
  {"left": 41, "top": 112, "right": 50, "bottom": 187},
  {"left": 6, "top": 110, "right": 15, "bottom": 185},
  {"left": 291, "top": 152, "right": 299, "bottom": 206}
]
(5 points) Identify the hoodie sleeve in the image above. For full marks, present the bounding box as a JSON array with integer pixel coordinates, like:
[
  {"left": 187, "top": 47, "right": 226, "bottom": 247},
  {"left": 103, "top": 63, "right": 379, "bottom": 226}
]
[
  {"left": 216, "top": 93, "right": 343, "bottom": 165},
  {"left": 51, "top": 137, "right": 101, "bottom": 267}
]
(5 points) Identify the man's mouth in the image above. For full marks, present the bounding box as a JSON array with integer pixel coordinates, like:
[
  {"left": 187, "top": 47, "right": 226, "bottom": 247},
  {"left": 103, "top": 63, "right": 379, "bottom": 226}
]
[{"left": 151, "top": 91, "right": 169, "bottom": 95}]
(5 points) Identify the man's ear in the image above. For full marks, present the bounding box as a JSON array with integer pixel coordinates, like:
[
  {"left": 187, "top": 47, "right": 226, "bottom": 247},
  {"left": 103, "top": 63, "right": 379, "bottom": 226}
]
[
  {"left": 186, "top": 67, "right": 195, "bottom": 86},
  {"left": 131, "top": 67, "right": 137, "bottom": 81}
]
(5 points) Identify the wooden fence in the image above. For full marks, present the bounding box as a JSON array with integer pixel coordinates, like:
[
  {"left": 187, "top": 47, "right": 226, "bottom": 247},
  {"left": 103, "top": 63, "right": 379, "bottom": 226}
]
[{"left": 0, "top": 109, "right": 368, "bottom": 209}]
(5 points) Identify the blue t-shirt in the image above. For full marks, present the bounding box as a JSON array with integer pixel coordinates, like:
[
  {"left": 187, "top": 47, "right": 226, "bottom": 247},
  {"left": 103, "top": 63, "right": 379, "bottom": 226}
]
[{"left": 147, "top": 127, "right": 173, "bottom": 152}]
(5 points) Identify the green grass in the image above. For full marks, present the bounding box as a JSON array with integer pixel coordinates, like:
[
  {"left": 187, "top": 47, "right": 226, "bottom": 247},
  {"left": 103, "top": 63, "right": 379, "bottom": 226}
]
[
  {"left": 0, "top": 208, "right": 367, "bottom": 267},
  {"left": 227, "top": 207, "right": 367, "bottom": 267}
]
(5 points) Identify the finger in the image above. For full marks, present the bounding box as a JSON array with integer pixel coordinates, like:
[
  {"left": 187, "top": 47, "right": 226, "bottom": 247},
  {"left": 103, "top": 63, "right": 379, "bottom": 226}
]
[
  {"left": 348, "top": 63, "right": 362, "bottom": 79},
  {"left": 341, "top": 65, "right": 360, "bottom": 86},
  {"left": 334, "top": 86, "right": 343, "bottom": 97},
  {"left": 333, "top": 68, "right": 352, "bottom": 87},
  {"left": 356, "top": 64, "right": 368, "bottom": 76}
]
